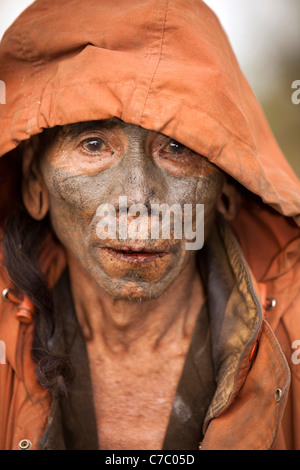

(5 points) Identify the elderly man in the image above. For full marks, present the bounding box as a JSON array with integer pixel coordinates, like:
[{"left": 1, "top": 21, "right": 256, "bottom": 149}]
[{"left": 0, "top": 0, "right": 299, "bottom": 451}]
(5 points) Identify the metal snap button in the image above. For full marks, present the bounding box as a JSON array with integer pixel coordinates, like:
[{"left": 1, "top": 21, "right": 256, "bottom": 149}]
[
  {"left": 2, "top": 288, "right": 10, "bottom": 301},
  {"left": 265, "top": 297, "right": 277, "bottom": 311},
  {"left": 2, "top": 288, "right": 21, "bottom": 304},
  {"left": 18, "top": 439, "right": 32, "bottom": 450},
  {"left": 274, "top": 388, "right": 283, "bottom": 402}
]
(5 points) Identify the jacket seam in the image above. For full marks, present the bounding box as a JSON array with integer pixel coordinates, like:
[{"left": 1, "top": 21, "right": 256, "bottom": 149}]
[{"left": 139, "top": 0, "right": 169, "bottom": 126}]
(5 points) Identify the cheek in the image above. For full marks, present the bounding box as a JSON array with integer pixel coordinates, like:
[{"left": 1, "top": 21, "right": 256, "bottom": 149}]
[
  {"left": 195, "top": 172, "right": 225, "bottom": 207},
  {"left": 41, "top": 162, "right": 103, "bottom": 250},
  {"left": 195, "top": 172, "right": 225, "bottom": 236},
  {"left": 165, "top": 172, "right": 225, "bottom": 246},
  {"left": 163, "top": 171, "right": 225, "bottom": 225}
]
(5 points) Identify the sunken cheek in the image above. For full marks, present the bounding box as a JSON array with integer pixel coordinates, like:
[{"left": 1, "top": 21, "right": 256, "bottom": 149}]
[{"left": 38, "top": 157, "right": 93, "bottom": 253}]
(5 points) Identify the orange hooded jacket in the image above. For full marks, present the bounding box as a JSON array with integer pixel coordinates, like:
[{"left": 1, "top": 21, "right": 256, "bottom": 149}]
[{"left": 0, "top": 0, "right": 299, "bottom": 450}]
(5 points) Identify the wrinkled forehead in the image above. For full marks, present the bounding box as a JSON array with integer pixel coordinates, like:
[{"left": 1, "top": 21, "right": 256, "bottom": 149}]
[
  {"left": 63, "top": 117, "right": 126, "bottom": 133},
  {"left": 47, "top": 118, "right": 151, "bottom": 145}
]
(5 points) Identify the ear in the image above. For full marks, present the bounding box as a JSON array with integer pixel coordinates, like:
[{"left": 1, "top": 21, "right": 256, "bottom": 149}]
[
  {"left": 22, "top": 139, "right": 50, "bottom": 220},
  {"left": 217, "top": 180, "right": 242, "bottom": 221}
]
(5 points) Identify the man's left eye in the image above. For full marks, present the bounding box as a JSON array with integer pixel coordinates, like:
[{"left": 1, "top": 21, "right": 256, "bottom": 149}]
[
  {"left": 167, "top": 139, "right": 186, "bottom": 155},
  {"left": 81, "top": 138, "right": 105, "bottom": 153}
]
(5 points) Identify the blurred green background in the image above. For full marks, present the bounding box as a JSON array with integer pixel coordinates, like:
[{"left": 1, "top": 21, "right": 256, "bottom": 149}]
[
  {"left": 205, "top": 0, "right": 300, "bottom": 178},
  {"left": 261, "top": 61, "right": 300, "bottom": 177}
]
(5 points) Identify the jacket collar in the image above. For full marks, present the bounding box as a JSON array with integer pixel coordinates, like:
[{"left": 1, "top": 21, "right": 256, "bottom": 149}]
[{"left": 200, "top": 217, "right": 291, "bottom": 449}]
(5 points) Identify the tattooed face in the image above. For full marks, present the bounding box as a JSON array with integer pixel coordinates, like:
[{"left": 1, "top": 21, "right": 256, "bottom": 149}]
[{"left": 37, "top": 119, "right": 225, "bottom": 300}]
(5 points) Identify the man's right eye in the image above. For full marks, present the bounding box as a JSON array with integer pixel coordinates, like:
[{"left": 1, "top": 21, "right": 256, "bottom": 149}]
[{"left": 81, "top": 138, "right": 106, "bottom": 153}]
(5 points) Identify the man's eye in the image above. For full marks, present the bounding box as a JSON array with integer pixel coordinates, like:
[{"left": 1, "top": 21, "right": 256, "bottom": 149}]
[
  {"left": 81, "top": 138, "right": 106, "bottom": 153},
  {"left": 167, "top": 139, "right": 186, "bottom": 155}
]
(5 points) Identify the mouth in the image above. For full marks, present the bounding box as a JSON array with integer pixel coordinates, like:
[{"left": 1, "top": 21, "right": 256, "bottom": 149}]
[{"left": 102, "top": 244, "right": 169, "bottom": 263}]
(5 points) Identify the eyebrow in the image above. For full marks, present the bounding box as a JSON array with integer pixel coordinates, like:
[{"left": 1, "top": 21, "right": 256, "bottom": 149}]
[{"left": 61, "top": 117, "right": 123, "bottom": 139}]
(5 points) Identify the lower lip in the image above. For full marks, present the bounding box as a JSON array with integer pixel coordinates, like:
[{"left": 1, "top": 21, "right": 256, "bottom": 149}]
[{"left": 104, "top": 248, "right": 167, "bottom": 263}]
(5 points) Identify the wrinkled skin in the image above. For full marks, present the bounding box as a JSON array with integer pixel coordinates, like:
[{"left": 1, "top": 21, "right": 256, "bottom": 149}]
[
  {"left": 23, "top": 118, "right": 228, "bottom": 449},
  {"left": 37, "top": 118, "right": 225, "bottom": 301}
]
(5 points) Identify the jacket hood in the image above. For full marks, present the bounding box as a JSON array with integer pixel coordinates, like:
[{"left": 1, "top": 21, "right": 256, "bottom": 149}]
[{"left": 0, "top": 0, "right": 299, "bottom": 226}]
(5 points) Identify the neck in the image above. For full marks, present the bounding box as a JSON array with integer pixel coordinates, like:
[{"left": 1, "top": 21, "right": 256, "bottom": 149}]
[{"left": 67, "top": 256, "right": 205, "bottom": 354}]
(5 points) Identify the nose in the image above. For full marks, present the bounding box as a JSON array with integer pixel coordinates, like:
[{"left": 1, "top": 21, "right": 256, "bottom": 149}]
[{"left": 109, "top": 135, "right": 165, "bottom": 211}]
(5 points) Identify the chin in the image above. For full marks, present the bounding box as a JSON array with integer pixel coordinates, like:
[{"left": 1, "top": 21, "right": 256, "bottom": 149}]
[{"left": 98, "top": 277, "right": 170, "bottom": 303}]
